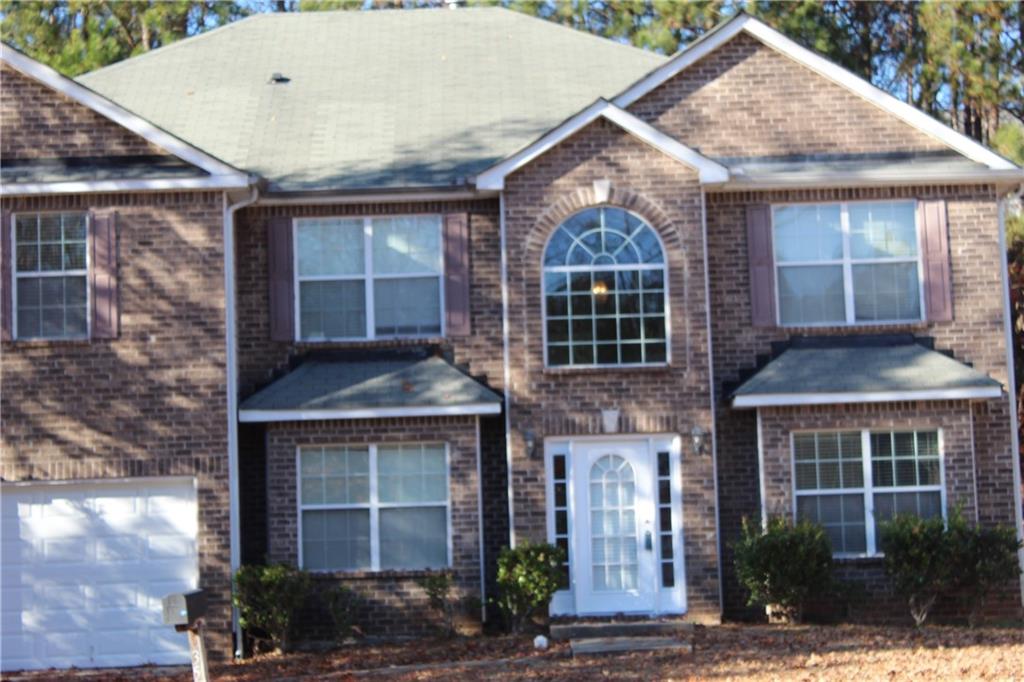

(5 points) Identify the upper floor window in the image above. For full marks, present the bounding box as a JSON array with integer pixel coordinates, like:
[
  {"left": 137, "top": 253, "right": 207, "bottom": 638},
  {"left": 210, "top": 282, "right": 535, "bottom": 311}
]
[
  {"left": 295, "top": 216, "right": 443, "bottom": 340},
  {"left": 793, "top": 429, "right": 943, "bottom": 556},
  {"left": 773, "top": 201, "right": 922, "bottom": 326},
  {"left": 13, "top": 212, "right": 89, "bottom": 339},
  {"left": 542, "top": 207, "right": 668, "bottom": 367}
]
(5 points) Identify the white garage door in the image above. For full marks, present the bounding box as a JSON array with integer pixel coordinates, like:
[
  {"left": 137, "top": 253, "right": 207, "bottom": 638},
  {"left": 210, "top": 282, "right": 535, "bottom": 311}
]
[{"left": 1, "top": 478, "right": 199, "bottom": 671}]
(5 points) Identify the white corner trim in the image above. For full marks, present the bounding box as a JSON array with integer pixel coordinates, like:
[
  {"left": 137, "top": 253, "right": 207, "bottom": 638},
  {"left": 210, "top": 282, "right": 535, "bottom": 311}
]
[
  {"left": 0, "top": 44, "right": 249, "bottom": 179},
  {"left": 474, "top": 99, "right": 729, "bottom": 190},
  {"left": 0, "top": 175, "right": 252, "bottom": 196},
  {"left": 612, "top": 14, "right": 1017, "bottom": 171},
  {"left": 732, "top": 386, "right": 1004, "bottom": 408},
  {"left": 238, "top": 403, "right": 501, "bottom": 422}
]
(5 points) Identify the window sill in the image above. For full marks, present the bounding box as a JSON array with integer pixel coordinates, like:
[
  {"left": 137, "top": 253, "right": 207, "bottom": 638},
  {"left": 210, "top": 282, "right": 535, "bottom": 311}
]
[
  {"left": 543, "top": 363, "right": 672, "bottom": 376},
  {"left": 308, "top": 567, "right": 452, "bottom": 581},
  {"left": 293, "top": 337, "right": 447, "bottom": 349},
  {"left": 4, "top": 337, "right": 93, "bottom": 348},
  {"left": 833, "top": 554, "right": 884, "bottom": 565},
  {"left": 776, "top": 321, "right": 928, "bottom": 332}
]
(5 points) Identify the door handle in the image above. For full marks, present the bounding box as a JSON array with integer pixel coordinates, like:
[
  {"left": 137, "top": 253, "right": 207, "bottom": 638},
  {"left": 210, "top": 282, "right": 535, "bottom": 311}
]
[{"left": 644, "top": 530, "right": 653, "bottom": 551}]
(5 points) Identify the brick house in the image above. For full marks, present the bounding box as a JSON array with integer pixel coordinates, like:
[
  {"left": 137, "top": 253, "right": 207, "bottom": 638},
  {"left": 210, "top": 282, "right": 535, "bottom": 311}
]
[{"left": 2, "top": 7, "right": 1022, "bottom": 671}]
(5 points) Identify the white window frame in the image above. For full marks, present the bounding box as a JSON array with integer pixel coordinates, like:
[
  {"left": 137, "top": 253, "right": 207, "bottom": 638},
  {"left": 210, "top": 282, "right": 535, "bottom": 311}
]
[
  {"left": 292, "top": 215, "right": 446, "bottom": 342},
  {"left": 296, "top": 442, "right": 452, "bottom": 573},
  {"left": 11, "top": 211, "right": 91, "bottom": 341},
  {"left": 771, "top": 200, "right": 926, "bottom": 327},
  {"left": 541, "top": 206, "right": 672, "bottom": 369},
  {"left": 791, "top": 428, "right": 946, "bottom": 558}
]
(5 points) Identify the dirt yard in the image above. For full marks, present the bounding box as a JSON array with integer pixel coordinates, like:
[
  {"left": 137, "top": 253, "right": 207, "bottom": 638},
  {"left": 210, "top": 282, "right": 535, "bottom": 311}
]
[{"left": 8, "top": 623, "right": 1023, "bottom": 681}]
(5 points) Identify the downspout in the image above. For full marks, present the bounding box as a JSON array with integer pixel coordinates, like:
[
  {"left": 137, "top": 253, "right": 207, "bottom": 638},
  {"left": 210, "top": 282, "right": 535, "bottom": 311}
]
[
  {"left": 997, "top": 189, "right": 1024, "bottom": 605},
  {"left": 499, "top": 190, "right": 516, "bottom": 548},
  {"left": 224, "top": 185, "right": 259, "bottom": 658}
]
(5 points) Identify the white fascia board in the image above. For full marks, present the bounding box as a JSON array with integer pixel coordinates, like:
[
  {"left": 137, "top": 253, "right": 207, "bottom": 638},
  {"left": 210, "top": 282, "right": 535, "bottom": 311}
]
[
  {"left": 239, "top": 403, "right": 502, "bottom": 422},
  {"left": 0, "top": 175, "right": 252, "bottom": 196},
  {"left": 732, "top": 386, "right": 1004, "bottom": 408},
  {"left": 475, "top": 99, "right": 728, "bottom": 190},
  {"left": 613, "top": 15, "right": 1018, "bottom": 171},
  {"left": 0, "top": 44, "right": 249, "bottom": 180},
  {"left": 712, "top": 168, "right": 1024, "bottom": 191},
  {"left": 259, "top": 188, "right": 490, "bottom": 206}
]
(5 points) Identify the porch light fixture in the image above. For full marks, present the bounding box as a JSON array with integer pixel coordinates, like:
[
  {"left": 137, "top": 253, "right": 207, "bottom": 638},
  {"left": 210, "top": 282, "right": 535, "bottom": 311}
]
[
  {"left": 524, "top": 429, "right": 538, "bottom": 459},
  {"left": 690, "top": 425, "right": 707, "bottom": 457}
]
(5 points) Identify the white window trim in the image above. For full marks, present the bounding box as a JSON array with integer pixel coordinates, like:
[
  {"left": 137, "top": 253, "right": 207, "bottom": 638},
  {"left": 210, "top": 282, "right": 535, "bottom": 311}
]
[
  {"left": 791, "top": 428, "right": 947, "bottom": 558},
  {"left": 540, "top": 206, "right": 672, "bottom": 369},
  {"left": 11, "top": 211, "right": 91, "bottom": 341},
  {"left": 296, "top": 442, "right": 452, "bottom": 573},
  {"left": 292, "top": 215, "right": 446, "bottom": 342},
  {"left": 772, "top": 199, "right": 926, "bottom": 328}
]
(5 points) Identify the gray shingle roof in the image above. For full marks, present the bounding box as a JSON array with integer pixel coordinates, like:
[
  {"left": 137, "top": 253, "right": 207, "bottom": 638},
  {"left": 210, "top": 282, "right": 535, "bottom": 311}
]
[
  {"left": 78, "top": 8, "right": 665, "bottom": 193},
  {"left": 732, "top": 341, "right": 1003, "bottom": 407},
  {"left": 239, "top": 352, "right": 501, "bottom": 421}
]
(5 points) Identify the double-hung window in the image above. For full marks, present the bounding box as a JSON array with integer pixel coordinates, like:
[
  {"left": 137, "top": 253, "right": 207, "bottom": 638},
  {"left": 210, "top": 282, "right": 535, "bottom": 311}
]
[
  {"left": 13, "top": 212, "right": 89, "bottom": 339},
  {"left": 773, "top": 201, "right": 923, "bottom": 326},
  {"left": 298, "top": 443, "right": 450, "bottom": 572},
  {"left": 793, "top": 429, "right": 943, "bottom": 556},
  {"left": 295, "top": 216, "right": 443, "bottom": 340}
]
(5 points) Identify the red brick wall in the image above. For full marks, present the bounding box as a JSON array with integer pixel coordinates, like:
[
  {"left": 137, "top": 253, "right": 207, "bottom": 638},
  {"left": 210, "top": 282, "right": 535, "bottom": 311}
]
[
  {"left": 263, "top": 416, "right": 483, "bottom": 636},
  {"left": 0, "top": 190, "right": 233, "bottom": 656},
  {"left": 1, "top": 64, "right": 167, "bottom": 160},
  {"left": 627, "top": 32, "right": 947, "bottom": 159},
  {"left": 502, "top": 117, "right": 721, "bottom": 622}
]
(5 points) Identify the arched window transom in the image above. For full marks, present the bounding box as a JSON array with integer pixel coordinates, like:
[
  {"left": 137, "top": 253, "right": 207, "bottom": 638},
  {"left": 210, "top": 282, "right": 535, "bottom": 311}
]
[{"left": 542, "top": 207, "right": 668, "bottom": 367}]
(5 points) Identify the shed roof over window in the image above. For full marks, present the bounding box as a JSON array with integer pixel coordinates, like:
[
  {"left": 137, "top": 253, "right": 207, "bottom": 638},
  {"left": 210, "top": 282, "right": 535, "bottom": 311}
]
[
  {"left": 731, "top": 336, "right": 1003, "bottom": 408},
  {"left": 239, "top": 348, "right": 502, "bottom": 422}
]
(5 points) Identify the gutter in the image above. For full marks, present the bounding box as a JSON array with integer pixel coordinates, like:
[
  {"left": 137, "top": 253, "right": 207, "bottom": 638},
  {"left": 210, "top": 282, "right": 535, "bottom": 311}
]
[
  {"left": 997, "top": 188, "right": 1024, "bottom": 606},
  {"left": 256, "top": 187, "right": 494, "bottom": 206},
  {"left": 706, "top": 169, "right": 1024, "bottom": 192},
  {"left": 223, "top": 185, "right": 259, "bottom": 658},
  {"left": 0, "top": 175, "right": 251, "bottom": 196}
]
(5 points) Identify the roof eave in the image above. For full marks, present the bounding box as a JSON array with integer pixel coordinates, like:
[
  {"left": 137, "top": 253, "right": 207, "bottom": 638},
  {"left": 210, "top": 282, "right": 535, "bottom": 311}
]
[
  {"left": 732, "top": 385, "right": 1004, "bottom": 409},
  {"left": 706, "top": 168, "right": 1024, "bottom": 191},
  {"left": 0, "top": 174, "right": 254, "bottom": 197},
  {"left": 238, "top": 403, "right": 503, "bottom": 422}
]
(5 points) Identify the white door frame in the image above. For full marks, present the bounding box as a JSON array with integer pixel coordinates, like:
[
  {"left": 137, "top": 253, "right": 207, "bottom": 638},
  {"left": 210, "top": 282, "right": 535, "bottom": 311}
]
[{"left": 546, "top": 434, "right": 687, "bottom": 617}]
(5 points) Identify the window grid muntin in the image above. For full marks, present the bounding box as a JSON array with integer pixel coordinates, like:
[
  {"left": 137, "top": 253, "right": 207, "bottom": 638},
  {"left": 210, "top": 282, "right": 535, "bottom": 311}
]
[
  {"left": 294, "top": 216, "right": 445, "bottom": 341},
  {"left": 772, "top": 200, "right": 924, "bottom": 327},
  {"left": 12, "top": 212, "right": 90, "bottom": 340},
  {"left": 656, "top": 450, "right": 675, "bottom": 588},
  {"left": 551, "top": 453, "right": 571, "bottom": 588},
  {"left": 588, "top": 454, "right": 639, "bottom": 592},
  {"left": 543, "top": 207, "right": 669, "bottom": 368},
  {"left": 298, "top": 443, "right": 450, "bottom": 572},
  {"left": 792, "top": 429, "right": 944, "bottom": 557}
]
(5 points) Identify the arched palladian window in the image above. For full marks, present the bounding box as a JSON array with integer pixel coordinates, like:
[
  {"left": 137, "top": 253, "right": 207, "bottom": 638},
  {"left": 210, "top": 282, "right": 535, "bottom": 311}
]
[{"left": 542, "top": 207, "right": 668, "bottom": 367}]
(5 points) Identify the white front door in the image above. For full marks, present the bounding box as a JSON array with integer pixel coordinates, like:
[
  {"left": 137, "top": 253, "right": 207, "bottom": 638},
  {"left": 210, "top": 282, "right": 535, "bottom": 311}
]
[{"left": 572, "top": 440, "right": 657, "bottom": 614}]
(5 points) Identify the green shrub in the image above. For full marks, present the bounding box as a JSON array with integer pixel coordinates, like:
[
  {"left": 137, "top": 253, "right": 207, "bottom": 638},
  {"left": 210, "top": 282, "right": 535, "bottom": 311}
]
[
  {"left": 944, "top": 511, "right": 1022, "bottom": 627},
  {"left": 494, "top": 542, "right": 566, "bottom": 633},
  {"left": 417, "top": 572, "right": 457, "bottom": 637},
  {"left": 322, "top": 582, "right": 358, "bottom": 642},
  {"left": 233, "top": 563, "right": 312, "bottom": 653},
  {"left": 879, "top": 513, "right": 952, "bottom": 627},
  {"left": 732, "top": 516, "right": 834, "bottom": 623}
]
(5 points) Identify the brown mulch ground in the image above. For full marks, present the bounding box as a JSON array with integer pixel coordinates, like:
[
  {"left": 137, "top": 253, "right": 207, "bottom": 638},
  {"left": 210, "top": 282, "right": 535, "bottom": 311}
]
[{"left": 7, "top": 623, "right": 1024, "bottom": 681}]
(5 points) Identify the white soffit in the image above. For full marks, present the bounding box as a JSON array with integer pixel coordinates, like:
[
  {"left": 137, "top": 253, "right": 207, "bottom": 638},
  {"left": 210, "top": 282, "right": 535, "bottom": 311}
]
[
  {"left": 732, "top": 386, "right": 1004, "bottom": 408},
  {"left": 612, "top": 14, "right": 1018, "bottom": 172},
  {"left": 0, "top": 43, "right": 250, "bottom": 181},
  {"left": 475, "top": 99, "right": 729, "bottom": 190}
]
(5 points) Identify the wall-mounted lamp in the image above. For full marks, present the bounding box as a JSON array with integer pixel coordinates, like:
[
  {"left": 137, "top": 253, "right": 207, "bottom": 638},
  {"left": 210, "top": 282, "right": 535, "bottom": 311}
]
[
  {"left": 690, "top": 425, "right": 708, "bottom": 457},
  {"left": 524, "top": 430, "right": 538, "bottom": 459}
]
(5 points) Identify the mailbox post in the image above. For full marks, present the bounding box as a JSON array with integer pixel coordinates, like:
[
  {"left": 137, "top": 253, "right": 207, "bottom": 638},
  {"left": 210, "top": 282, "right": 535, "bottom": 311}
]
[{"left": 162, "top": 590, "right": 209, "bottom": 682}]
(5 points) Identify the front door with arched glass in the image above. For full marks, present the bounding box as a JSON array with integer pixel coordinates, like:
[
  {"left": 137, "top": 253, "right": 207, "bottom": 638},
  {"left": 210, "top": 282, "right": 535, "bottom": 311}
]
[{"left": 572, "top": 441, "right": 658, "bottom": 614}]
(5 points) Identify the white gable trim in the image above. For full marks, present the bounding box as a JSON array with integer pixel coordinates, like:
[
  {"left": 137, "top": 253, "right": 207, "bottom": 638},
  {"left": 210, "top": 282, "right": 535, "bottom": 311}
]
[
  {"left": 613, "top": 14, "right": 1017, "bottom": 171},
  {"left": 0, "top": 43, "right": 250, "bottom": 180},
  {"left": 732, "top": 385, "right": 1003, "bottom": 408},
  {"left": 475, "top": 99, "right": 729, "bottom": 190}
]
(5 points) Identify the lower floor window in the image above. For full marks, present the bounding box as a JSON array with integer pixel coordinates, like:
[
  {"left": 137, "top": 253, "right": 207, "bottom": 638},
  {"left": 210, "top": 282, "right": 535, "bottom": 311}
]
[
  {"left": 793, "top": 429, "right": 943, "bottom": 556},
  {"left": 298, "top": 443, "right": 449, "bottom": 571}
]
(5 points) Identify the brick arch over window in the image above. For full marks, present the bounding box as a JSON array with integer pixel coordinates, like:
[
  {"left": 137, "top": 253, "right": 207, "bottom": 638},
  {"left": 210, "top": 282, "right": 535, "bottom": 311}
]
[{"left": 522, "top": 184, "right": 685, "bottom": 266}]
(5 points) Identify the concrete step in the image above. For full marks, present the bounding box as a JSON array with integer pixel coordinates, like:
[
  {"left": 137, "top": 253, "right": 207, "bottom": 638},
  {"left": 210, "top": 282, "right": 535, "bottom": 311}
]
[
  {"left": 551, "top": 620, "right": 694, "bottom": 641},
  {"left": 570, "top": 636, "right": 693, "bottom": 657}
]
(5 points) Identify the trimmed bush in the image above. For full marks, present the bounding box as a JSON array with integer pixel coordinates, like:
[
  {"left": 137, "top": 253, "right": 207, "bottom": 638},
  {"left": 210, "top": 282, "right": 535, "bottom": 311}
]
[
  {"left": 233, "top": 563, "right": 312, "bottom": 653},
  {"left": 417, "top": 572, "right": 457, "bottom": 637},
  {"left": 322, "top": 582, "right": 358, "bottom": 642},
  {"left": 494, "top": 542, "right": 565, "bottom": 633},
  {"left": 878, "top": 513, "right": 949, "bottom": 626},
  {"left": 732, "top": 516, "right": 834, "bottom": 623},
  {"left": 946, "top": 512, "right": 1022, "bottom": 626}
]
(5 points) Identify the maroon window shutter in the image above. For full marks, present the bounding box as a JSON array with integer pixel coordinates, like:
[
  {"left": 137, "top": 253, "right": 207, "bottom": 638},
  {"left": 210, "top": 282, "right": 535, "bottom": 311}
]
[
  {"left": 1, "top": 209, "right": 11, "bottom": 341},
  {"left": 919, "top": 200, "right": 953, "bottom": 322},
  {"left": 267, "top": 215, "right": 295, "bottom": 341},
  {"left": 90, "top": 209, "right": 120, "bottom": 339},
  {"left": 443, "top": 212, "right": 471, "bottom": 336},
  {"left": 746, "top": 204, "right": 776, "bottom": 327}
]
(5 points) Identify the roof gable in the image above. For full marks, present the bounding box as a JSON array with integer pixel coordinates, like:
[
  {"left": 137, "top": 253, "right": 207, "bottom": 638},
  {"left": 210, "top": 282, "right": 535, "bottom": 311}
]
[
  {"left": 613, "top": 14, "right": 1017, "bottom": 171},
  {"left": 1, "top": 42, "right": 250, "bottom": 194},
  {"left": 476, "top": 99, "right": 728, "bottom": 190}
]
